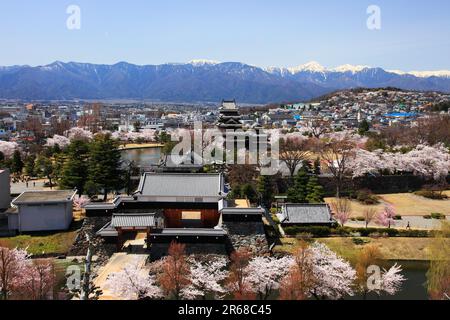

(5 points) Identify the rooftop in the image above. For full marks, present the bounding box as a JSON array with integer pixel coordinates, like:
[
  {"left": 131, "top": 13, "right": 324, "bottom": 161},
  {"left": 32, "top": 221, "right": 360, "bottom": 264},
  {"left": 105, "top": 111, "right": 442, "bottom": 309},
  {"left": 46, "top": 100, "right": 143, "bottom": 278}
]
[
  {"left": 12, "top": 190, "right": 76, "bottom": 205},
  {"left": 282, "top": 203, "right": 334, "bottom": 225},
  {"left": 111, "top": 213, "right": 156, "bottom": 228},
  {"left": 137, "top": 173, "right": 224, "bottom": 198}
]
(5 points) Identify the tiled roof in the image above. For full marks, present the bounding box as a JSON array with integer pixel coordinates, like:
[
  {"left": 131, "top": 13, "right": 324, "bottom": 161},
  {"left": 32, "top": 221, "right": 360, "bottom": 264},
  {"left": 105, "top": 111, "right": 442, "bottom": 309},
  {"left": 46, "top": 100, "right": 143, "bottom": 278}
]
[
  {"left": 221, "top": 208, "right": 265, "bottom": 215},
  {"left": 137, "top": 173, "right": 224, "bottom": 198},
  {"left": 282, "top": 204, "right": 333, "bottom": 224},
  {"left": 111, "top": 213, "right": 156, "bottom": 228}
]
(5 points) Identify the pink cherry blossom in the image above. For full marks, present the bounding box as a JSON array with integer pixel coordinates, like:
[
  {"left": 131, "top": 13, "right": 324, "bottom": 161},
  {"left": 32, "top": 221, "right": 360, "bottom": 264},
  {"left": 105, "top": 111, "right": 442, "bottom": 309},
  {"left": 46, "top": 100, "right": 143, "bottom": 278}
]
[
  {"left": 0, "top": 140, "right": 19, "bottom": 159},
  {"left": 105, "top": 261, "right": 162, "bottom": 300},
  {"left": 181, "top": 256, "right": 228, "bottom": 300},
  {"left": 45, "top": 135, "right": 70, "bottom": 148}
]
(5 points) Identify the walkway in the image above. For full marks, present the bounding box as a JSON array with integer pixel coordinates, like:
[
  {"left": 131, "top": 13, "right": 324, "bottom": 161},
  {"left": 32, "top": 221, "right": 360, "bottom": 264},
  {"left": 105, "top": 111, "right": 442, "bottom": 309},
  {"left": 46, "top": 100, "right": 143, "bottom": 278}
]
[{"left": 94, "top": 253, "right": 149, "bottom": 300}]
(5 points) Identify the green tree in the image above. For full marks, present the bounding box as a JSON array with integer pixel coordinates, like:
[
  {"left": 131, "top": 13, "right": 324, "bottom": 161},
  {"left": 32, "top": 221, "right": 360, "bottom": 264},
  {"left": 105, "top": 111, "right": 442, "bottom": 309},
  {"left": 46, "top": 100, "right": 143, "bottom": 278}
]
[
  {"left": 59, "top": 140, "right": 89, "bottom": 196},
  {"left": 306, "top": 175, "right": 325, "bottom": 204},
  {"left": 24, "top": 155, "right": 36, "bottom": 177},
  {"left": 241, "top": 183, "right": 258, "bottom": 204},
  {"left": 287, "top": 166, "right": 309, "bottom": 203},
  {"left": 313, "top": 157, "right": 321, "bottom": 175},
  {"left": 11, "top": 150, "right": 24, "bottom": 175},
  {"left": 257, "top": 175, "right": 275, "bottom": 208},
  {"left": 35, "top": 155, "right": 55, "bottom": 189},
  {"left": 86, "top": 134, "right": 123, "bottom": 200},
  {"left": 358, "top": 119, "right": 370, "bottom": 135}
]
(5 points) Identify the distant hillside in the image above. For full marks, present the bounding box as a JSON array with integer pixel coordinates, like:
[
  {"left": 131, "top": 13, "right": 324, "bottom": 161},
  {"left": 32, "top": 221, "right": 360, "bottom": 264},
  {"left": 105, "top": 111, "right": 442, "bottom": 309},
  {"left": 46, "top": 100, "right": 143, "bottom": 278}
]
[{"left": 0, "top": 61, "right": 449, "bottom": 104}]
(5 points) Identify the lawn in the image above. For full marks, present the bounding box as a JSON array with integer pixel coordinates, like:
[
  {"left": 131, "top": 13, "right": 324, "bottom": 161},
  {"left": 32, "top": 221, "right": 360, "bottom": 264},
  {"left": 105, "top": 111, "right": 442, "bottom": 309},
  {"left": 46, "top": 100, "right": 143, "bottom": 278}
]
[
  {"left": 325, "top": 192, "right": 450, "bottom": 217},
  {"left": 0, "top": 231, "right": 78, "bottom": 255},
  {"left": 273, "top": 237, "right": 448, "bottom": 263}
]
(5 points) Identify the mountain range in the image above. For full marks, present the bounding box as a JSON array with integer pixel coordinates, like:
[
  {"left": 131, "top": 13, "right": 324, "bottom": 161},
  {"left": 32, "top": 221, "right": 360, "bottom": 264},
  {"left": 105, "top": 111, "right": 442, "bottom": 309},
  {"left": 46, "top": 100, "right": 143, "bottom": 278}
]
[{"left": 0, "top": 60, "right": 449, "bottom": 104}]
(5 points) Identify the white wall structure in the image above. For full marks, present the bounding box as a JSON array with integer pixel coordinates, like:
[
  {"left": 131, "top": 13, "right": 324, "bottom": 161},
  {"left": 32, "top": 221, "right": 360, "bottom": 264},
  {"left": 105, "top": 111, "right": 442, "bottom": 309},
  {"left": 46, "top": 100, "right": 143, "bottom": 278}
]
[
  {"left": 10, "top": 190, "right": 76, "bottom": 232},
  {"left": 0, "top": 169, "right": 11, "bottom": 210}
]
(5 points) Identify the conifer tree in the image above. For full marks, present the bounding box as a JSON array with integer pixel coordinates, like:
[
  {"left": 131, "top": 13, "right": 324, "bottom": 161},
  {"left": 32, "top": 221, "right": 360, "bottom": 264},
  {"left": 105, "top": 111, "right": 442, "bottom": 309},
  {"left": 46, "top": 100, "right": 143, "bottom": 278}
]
[
  {"left": 86, "top": 133, "right": 123, "bottom": 200},
  {"left": 59, "top": 140, "right": 89, "bottom": 195}
]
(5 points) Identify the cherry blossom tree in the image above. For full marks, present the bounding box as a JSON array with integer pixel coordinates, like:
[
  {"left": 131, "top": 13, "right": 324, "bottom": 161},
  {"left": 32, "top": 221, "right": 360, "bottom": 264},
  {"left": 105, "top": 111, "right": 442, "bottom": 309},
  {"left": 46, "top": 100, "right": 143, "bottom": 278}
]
[
  {"left": 280, "top": 242, "right": 356, "bottom": 300},
  {"left": 0, "top": 247, "right": 29, "bottom": 300},
  {"left": 0, "top": 141, "right": 19, "bottom": 159},
  {"left": 67, "top": 128, "right": 94, "bottom": 142},
  {"left": 330, "top": 198, "right": 352, "bottom": 226},
  {"left": 45, "top": 135, "right": 70, "bottom": 149},
  {"left": 396, "top": 144, "right": 450, "bottom": 182},
  {"left": 376, "top": 264, "right": 406, "bottom": 296},
  {"left": 19, "top": 259, "right": 56, "bottom": 300},
  {"left": 181, "top": 256, "right": 228, "bottom": 300},
  {"left": 308, "top": 242, "right": 356, "bottom": 300},
  {"left": 375, "top": 205, "right": 397, "bottom": 229},
  {"left": 73, "top": 195, "right": 91, "bottom": 210},
  {"left": 245, "top": 256, "right": 294, "bottom": 300},
  {"left": 105, "top": 261, "right": 162, "bottom": 300}
]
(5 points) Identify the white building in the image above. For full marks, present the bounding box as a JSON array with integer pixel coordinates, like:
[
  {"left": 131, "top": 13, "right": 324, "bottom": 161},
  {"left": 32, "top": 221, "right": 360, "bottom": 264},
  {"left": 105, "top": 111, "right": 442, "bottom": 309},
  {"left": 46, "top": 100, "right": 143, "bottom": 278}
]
[{"left": 8, "top": 190, "right": 76, "bottom": 232}]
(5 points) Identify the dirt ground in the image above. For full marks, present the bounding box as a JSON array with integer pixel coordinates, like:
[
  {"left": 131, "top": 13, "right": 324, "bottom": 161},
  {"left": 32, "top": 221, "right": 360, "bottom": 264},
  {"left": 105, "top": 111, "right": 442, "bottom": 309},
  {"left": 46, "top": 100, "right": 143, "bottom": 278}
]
[{"left": 325, "top": 192, "right": 450, "bottom": 217}]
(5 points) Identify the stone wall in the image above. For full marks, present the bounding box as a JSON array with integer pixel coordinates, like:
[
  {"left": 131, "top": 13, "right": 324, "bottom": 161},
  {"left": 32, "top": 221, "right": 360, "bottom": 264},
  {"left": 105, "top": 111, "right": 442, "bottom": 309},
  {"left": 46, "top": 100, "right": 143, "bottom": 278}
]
[
  {"left": 150, "top": 243, "right": 228, "bottom": 261},
  {"left": 222, "top": 221, "right": 270, "bottom": 255},
  {"left": 68, "top": 217, "right": 116, "bottom": 264}
]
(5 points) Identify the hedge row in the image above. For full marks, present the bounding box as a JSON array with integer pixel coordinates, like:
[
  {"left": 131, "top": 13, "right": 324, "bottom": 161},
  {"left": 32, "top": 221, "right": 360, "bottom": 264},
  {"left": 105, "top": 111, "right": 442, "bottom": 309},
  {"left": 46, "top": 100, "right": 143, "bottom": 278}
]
[{"left": 283, "top": 226, "right": 431, "bottom": 238}]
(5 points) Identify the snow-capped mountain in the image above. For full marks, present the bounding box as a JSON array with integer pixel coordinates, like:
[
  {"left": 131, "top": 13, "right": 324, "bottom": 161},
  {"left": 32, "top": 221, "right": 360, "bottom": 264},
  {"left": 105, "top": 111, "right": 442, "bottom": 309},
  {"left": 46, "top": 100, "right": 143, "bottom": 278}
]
[{"left": 0, "top": 60, "right": 449, "bottom": 103}]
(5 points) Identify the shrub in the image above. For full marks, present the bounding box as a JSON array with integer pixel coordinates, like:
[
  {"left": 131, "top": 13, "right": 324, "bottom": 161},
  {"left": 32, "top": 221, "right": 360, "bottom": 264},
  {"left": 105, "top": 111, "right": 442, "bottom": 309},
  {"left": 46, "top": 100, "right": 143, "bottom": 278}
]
[
  {"left": 295, "top": 233, "right": 314, "bottom": 240},
  {"left": 394, "top": 215, "right": 403, "bottom": 220},
  {"left": 283, "top": 226, "right": 331, "bottom": 237},
  {"left": 352, "top": 238, "right": 370, "bottom": 245},
  {"left": 398, "top": 230, "right": 430, "bottom": 237},
  {"left": 356, "top": 216, "right": 366, "bottom": 222},
  {"left": 356, "top": 189, "right": 380, "bottom": 205},
  {"left": 415, "top": 190, "right": 448, "bottom": 200},
  {"left": 431, "top": 213, "right": 446, "bottom": 220},
  {"left": 423, "top": 215, "right": 432, "bottom": 219}
]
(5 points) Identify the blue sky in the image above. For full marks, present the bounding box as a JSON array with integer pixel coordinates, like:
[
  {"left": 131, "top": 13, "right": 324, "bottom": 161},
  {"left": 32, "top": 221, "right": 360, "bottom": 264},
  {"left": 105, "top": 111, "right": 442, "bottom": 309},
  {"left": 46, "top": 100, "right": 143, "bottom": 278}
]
[{"left": 0, "top": 0, "right": 449, "bottom": 70}]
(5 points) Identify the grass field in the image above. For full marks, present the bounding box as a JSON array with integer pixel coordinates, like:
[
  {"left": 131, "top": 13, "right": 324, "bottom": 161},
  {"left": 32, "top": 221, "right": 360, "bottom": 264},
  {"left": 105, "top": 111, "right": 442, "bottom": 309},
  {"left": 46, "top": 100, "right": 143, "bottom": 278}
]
[
  {"left": 325, "top": 192, "right": 450, "bottom": 217},
  {"left": 0, "top": 231, "right": 78, "bottom": 255},
  {"left": 273, "top": 237, "right": 448, "bottom": 263}
]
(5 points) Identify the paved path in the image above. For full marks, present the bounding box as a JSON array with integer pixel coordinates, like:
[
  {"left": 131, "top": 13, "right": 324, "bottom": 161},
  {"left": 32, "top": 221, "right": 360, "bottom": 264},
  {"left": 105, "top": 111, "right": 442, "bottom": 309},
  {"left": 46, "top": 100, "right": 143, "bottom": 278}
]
[
  {"left": 346, "top": 216, "right": 449, "bottom": 230},
  {"left": 10, "top": 179, "right": 50, "bottom": 194},
  {"left": 94, "top": 253, "right": 149, "bottom": 300}
]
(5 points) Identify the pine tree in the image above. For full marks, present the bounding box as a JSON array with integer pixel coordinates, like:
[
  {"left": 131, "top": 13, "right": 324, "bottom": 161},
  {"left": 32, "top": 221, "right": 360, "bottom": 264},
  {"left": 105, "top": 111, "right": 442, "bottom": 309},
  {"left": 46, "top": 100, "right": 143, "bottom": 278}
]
[
  {"left": 59, "top": 140, "right": 89, "bottom": 196},
  {"left": 287, "top": 166, "right": 309, "bottom": 203},
  {"left": 241, "top": 183, "right": 258, "bottom": 204},
  {"left": 306, "top": 175, "right": 325, "bottom": 204},
  {"left": 86, "top": 134, "right": 123, "bottom": 201},
  {"left": 24, "top": 155, "right": 36, "bottom": 177},
  {"left": 257, "top": 175, "right": 274, "bottom": 208},
  {"left": 11, "top": 150, "right": 24, "bottom": 175}
]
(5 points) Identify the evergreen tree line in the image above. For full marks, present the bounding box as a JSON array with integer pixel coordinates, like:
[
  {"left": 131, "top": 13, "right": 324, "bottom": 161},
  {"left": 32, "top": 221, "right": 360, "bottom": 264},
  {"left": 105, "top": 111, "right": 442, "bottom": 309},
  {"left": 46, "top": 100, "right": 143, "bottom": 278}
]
[{"left": 1, "top": 134, "right": 125, "bottom": 200}]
